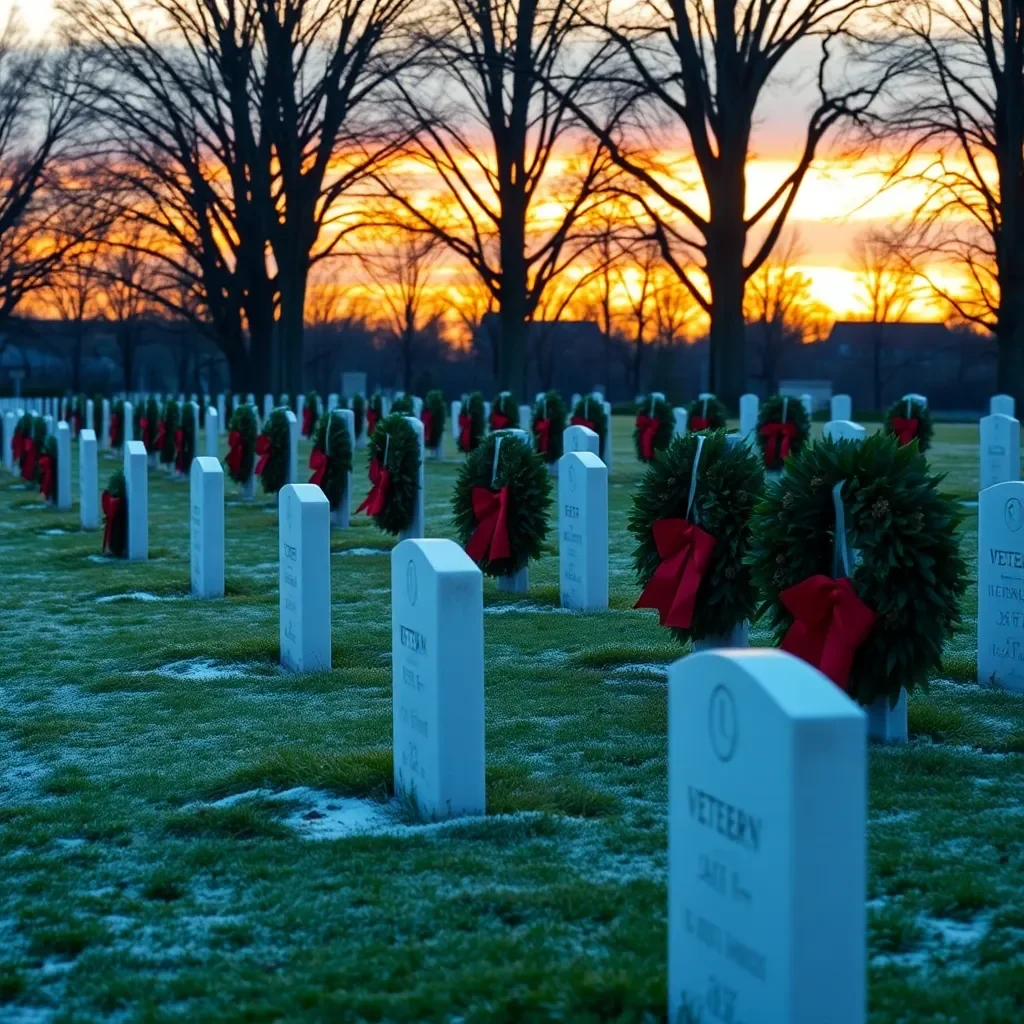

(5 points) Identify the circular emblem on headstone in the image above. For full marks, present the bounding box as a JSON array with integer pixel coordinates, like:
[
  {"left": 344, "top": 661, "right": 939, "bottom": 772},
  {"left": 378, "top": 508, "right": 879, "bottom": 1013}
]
[
  {"left": 708, "top": 684, "right": 738, "bottom": 763},
  {"left": 406, "top": 559, "right": 418, "bottom": 606},
  {"left": 568, "top": 462, "right": 577, "bottom": 493},
  {"left": 1006, "top": 497, "right": 1023, "bottom": 533}
]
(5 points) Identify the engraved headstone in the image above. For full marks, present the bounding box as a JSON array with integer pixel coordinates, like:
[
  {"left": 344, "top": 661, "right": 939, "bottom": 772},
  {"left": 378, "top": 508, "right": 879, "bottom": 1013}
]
[
  {"left": 980, "top": 413, "right": 1021, "bottom": 489},
  {"left": 190, "top": 457, "right": 225, "bottom": 599},
  {"left": 668, "top": 649, "right": 865, "bottom": 1024},
  {"left": 279, "top": 484, "right": 332, "bottom": 672},
  {"left": 739, "top": 394, "right": 759, "bottom": 442},
  {"left": 830, "top": 394, "right": 852, "bottom": 422},
  {"left": 391, "top": 538, "right": 485, "bottom": 819},
  {"left": 124, "top": 440, "right": 148, "bottom": 561},
  {"left": 205, "top": 407, "right": 218, "bottom": 457},
  {"left": 562, "top": 424, "right": 600, "bottom": 458},
  {"left": 79, "top": 429, "right": 98, "bottom": 529},
  {"left": 990, "top": 394, "right": 1015, "bottom": 418},
  {"left": 56, "top": 422, "right": 71, "bottom": 511},
  {"left": 559, "top": 451, "right": 608, "bottom": 611}
]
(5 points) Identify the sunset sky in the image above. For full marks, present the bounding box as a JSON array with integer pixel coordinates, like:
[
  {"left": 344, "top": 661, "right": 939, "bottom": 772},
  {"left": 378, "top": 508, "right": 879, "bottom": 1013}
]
[{"left": 4, "top": 2, "right": 957, "bottom": 325}]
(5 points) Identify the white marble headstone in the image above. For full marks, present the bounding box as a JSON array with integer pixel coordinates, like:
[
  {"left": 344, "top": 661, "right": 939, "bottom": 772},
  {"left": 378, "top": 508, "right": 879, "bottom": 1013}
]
[
  {"left": 124, "top": 440, "right": 148, "bottom": 561},
  {"left": 669, "top": 649, "right": 865, "bottom": 1024},
  {"left": 391, "top": 538, "right": 485, "bottom": 819},
  {"left": 279, "top": 484, "right": 331, "bottom": 672},
  {"left": 79, "top": 429, "right": 98, "bottom": 529},
  {"left": 902, "top": 392, "right": 928, "bottom": 408},
  {"left": 205, "top": 408, "right": 218, "bottom": 457},
  {"left": 217, "top": 393, "right": 226, "bottom": 434},
  {"left": 2, "top": 411, "right": 14, "bottom": 473},
  {"left": 400, "top": 416, "right": 426, "bottom": 541},
  {"left": 990, "top": 394, "right": 1015, "bottom": 418},
  {"left": 978, "top": 481, "right": 1024, "bottom": 692},
  {"left": 800, "top": 393, "right": 813, "bottom": 418},
  {"left": 673, "top": 407, "right": 688, "bottom": 437},
  {"left": 332, "top": 409, "right": 355, "bottom": 528},
  {"left": 101, "top": 399, "right": 111, "bottom": 450},
  {"left": 601, "top": 400, "right": 613, "bottom": 469},
  {"left": 263, "top": 393, "right": 274, "bottom": 420},
  {"left": 123, "top": 401, "right": 134, "bottom": 445},
  {"left": 739, "top": 394, "right": 759, "bottom": 442},
  {"left": 558, "top": 451, "right": 608, "bottom": 611},
  {"left": 830, "top": 394, "right": 852, "bottom": 421},
  {"left": 190, "top": 457, "right": 225, "bottom": 599},
  {"left": 56, "top": 422, "right": 71, "bottom": 511},
  {"left": 980, "top": 413, "right": 1021, "bottom": 490},
  {"left": 285, "top": 409, "right": 298, "bottom": 485},
  {"left": 296, "top": 393, "right": 306, "bottom": 431},
  {"left": 327, "top": 393, "right": 339, "bottom": 412},
  {"left": 562, "top": 424, "right": 600, "bottom": 457},
  {"left": 824, "top": 420, "right": 866, "bottom": 443}
]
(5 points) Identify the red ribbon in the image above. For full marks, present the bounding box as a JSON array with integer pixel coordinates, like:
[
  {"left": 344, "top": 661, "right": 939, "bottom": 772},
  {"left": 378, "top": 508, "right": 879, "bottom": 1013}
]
[
  {"left": 155, "top": 420, "right": 167, "bottom": 451},
  {"left": 367, "top": 409, "right": 379, "bottom": 435},
  {"left": 302, "top": 406, "right": 315, "bottom": 437},
  {"left": 490, "top": 410, "right": 510, "bottom": 430},
  {"left": 635, "top": 414, "right": 660, "bottom": 459},
  {"left": 102, "top": 490, "right": 122, "bottom": 554},
  {"left": 175, "top": 428, "right": 185, "bottom": 472},
  {"left": 421, "top": 408, "right": 435, "bottom": 445},
  {"left": 11, "top": 428, "right": 22, "bottom": 462},
  {"left": 38, "top": 452, "right": 54, "bottom": 500},
  {"left": 465, "top": 486, "right": 512, "bottom": 563},
  {"left": 690, "top": 416, "right": 710, "bottom": 431},
  {"left": 138, "top": 417, "right": 149, "bottom": 449},
  {"left": 309, "top": 448, "right": 329, "bottom": 487},
  {"left": 459, "top": 412, "right": 473, "bottom": 451},
  {"left": 892, "top": 416, "right": 919, "bottom": 446},
  {"left": 254, "top": 434, "right": 271, "bottom": 476},
  {"left": 356, "top": 457, "right": 391, "bottom": 516},
  {"left": 534, "top": 418, "right": 551, "bottom": 453},
  {"left": 571, "top": 415, "right": 595, "bottom": 432},
  {"left": 634, "top": 518, "right": 717, "bottom": 629},
  {"left": 109, "top": 413, "right": 120, "bottom": 447},
  {"left": 760, "top": 421, "right": 798, "bottom": 466},
  {"left": 21, "top": 438, "right": 36, "bottom": 481},
  {"left": 226, "top": 430, "right": 244, "bottom": 475},
  {"left": 780, "top": 576, "right": 877, "bottom": 691}
]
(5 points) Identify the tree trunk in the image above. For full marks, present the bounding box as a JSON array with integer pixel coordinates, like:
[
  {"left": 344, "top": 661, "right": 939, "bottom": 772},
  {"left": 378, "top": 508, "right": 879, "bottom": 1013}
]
[
  {"left": 277, "top": 264, "right": 307, "bottom": 399},
  {"left": 631, "top": 334, "right": 644, "bottom": 397},
  {"left": 706, "top": 263, "right": 746, "bottom": 406},
  {"left": 498, "top": 195, "right": 529, "bottom": 395}
]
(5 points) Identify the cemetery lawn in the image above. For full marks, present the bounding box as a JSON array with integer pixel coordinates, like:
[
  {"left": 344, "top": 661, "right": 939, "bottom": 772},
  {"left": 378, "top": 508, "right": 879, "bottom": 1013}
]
[{"left": 1, "top": 419, "right": 1023, "bottom": 1024}]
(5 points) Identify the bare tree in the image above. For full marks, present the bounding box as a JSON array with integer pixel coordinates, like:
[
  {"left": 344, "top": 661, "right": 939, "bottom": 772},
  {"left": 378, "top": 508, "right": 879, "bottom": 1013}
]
[
  {"left": 654, "top": 273, "right": 701, "bottom": 348},
  {"left": 559, "top": 0, "right": 881, "bottom": 406},
  {"left": 384, "top": 0, "right": 616, "bottom": 395},
  {"left": 616, "top": 239, "right": 660, "bottom": 397},
  {"left": 852, "top": 225, "right": 919, "bottom": 408},
  {"left": 42, "top": 236, "right": 103, "bottom": 393},
  {"left": 744, "top": 232, "right": 830, "bottom": 395},
  {"left": 0, "top": 14, "right": 85, "bottom": 324},
  {"left": 851, "top": 0, "right": 1023, "bottom": 406},
  {"left": 357, "top": 231, "right": 444, "bottom": 392}
]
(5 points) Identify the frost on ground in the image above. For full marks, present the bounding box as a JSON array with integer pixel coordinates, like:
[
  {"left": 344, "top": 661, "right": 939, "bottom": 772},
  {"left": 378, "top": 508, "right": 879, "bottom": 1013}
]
[
  {"left": 95, "top": 592, "right": 176, "bottom": 604},
  {"left": 332, "top": 546, "right": 390, "bottom": 557},
  {"left": 146, "top": 659, "right": 268, "bottom": 682},
  {"left": 484, "top": 603, "right": 575, "bottom": 615}
]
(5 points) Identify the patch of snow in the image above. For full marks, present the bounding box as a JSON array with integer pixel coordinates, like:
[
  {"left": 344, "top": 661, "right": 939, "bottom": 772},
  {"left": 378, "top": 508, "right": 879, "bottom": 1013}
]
[
  {"left": 1, "top": 1008, "right": 56, "bottom": 1024},
  {"left": 148, "top": 658, "right": 259, "bottom": 682},
  {"left": 42, "top": 528, "right": 68, "bottom": 536},
  {"left": 484, "top": 603, "right": 572, "bottom": 615},
  {"left": 332, "top": 546, "right": 390, "bottom": 557},
  {"left": 924, "top": 914, "right": 991, "bottom": 946},
  {"left": 95, "top": 592, "right": 175, "bottom": 604},
  {"left": 20, "top": 502, "right": 48, "bottom": 509},
  {"left": 610, "top": 663, "right": 668, "bottom": 678}
]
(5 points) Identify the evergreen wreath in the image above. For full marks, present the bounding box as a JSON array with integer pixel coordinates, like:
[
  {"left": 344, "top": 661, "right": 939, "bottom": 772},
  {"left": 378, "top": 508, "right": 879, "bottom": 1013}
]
[
  {"left": 13, "top": 412, "right": 34, "bottom": 480},
  {"left": 302, "top": 391, "right": 319, "bottom": 437},
  {"left": 143, "top": 397, "right": 160, "bottom": 453},
  {"left": 30, "top": 415, "right": 46, "bottom": 481},
  {"left": 133, "top": 402, "right": 145, "bottom": 447},
  {"left": 748, "top": 432, "right": 967, "bottom": 707},
  {"left": 756, "top": 394, "right": 811, "bottom": 471},
  {"left": 177, "top": 403, "right": 197, "bottom": 476},
  {"left": 391, "top": 394, "right": 414, "bottom": 415},
  {"left": 310, "top": 411, "right": 353, "bottom": 510},
  {"left": 226, "top": 403, "right": 258, "bottom": 485},
  {"left": 356, "top": 412, "right": 420, "bottom": 535},
  {"left": 351, "top": 394, "right": 366, "bottom": 440},
  {"left": 39, "top": 435, "right": 57, "bottom": 503},
  {"left": 570, "top": 394, "right": 608, "bottom": 453},
  {"left": 110, "top": 399, "right": 125, "bottom": 449},
  {"left": 159, "top": 399, "right": 179, "bottom": 467},
  {"left": 458, "top": 392, "right": 486, "bottom": 453},
  {"left": 688, "top": 395, "right": 728, "bottom": 432},
  {"left": 422, "top": 389, "right": 446, "bottom": 449},
  {"left": 92, "top": 393, "right": 103, "bottom": 435},
  {"left": 366, "top": 394, "right": 385, "bottom": 437},
  {"left": 101, "top": 470, "right": 128, "bottom": 558},
  {"left": 629, "top": 431, "right": 763, "bottom": 643},
  {"left": 453, "top": 431, "right": 552, "bottom": 577},
  {"left": 884, "top": 396, "right": 933, "bottom": 453},
  {"left": 256, "top": 408, "right": 290, "bottom": 495},
  {"left": 531, "top": 390, "right": 566, "bottom": 463},
  {"left": 634, "top": 395, "right": 674, "bottom": 462},
  {"left": 489, "top": 391, "right": 519, "bottom": 431}
]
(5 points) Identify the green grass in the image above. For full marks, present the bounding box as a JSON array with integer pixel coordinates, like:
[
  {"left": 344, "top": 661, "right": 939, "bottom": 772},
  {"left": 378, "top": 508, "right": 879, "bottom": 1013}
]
[{"left": 0, "top": 417, "right": 1022, "bottom": 1022}]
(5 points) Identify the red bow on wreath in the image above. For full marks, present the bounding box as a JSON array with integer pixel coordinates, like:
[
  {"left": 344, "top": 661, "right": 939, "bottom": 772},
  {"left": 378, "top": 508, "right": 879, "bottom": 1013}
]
[
  {"left": 760, "top": 421, "right": 798, "bottom": 465},
  {"left": 101, "top": 490, "right": 122, "bottom": 554},
  {"left": 689, "top": 416, "right": 710, "bottom": 431},
  {"left": 459, "top": 412, "right": 473, "bottom": 451},
  {"left": 356, "top": 456, "right": 391, "bottom": 516},
  {"left": 302, "top": 406, "right": 315, "bottom": 437},
  {"left": 308, "top": 448, "right": 329, "bottom": 487},
  {"left": 11, "top": 428, "right": 22, "bottom": 462},
  {"left": 366, "top": 408, "right": 379, "bottom": 436},
  {"left": 138, "top": 417, "right": 150, "bottom": 449},
  {"left": 534, "top": 418, "right": 551, "bottom": 453},
  {"left": 38, "top": 452, "right": 54, "bottom": 500},
  {"left": 175, "top": 429, "right": 185, "bottom": 473},
  {"left": 109, "top": 413, "right": 120, "bottom": 448},
  {"left": 891, "top": 416, "right": 919, "bottom": 446},
  {"left": 421, "top": 408, "right": 434, "bottom": 445},
  {"left": 20, "top": 438, "right": 36, "bottom": 481},
  {"left": 254, "top": 434, "right": 271, "bottom": 476},
  {"left": 635, "top": 414, "right": 660, "bottom": 459},
  {"left": 465, "top": 486, "right": 512, "bottom": 563},
  {"left": 780, "top": 575, "right": 877, "bottom": 691},
  {"left": 155, "top": 420, "right": 167, "bottom": 451},
  {"left": 226, "top": 430, "right": 245, "bottom": 475},
  {"left": 490, "top": 410, "right": 510, "bottom": 430},
  {"left": 571, "top": 415, "right": 595, "bottom": 432},
  {"left": 634, "top": 518, "right": 717, "bottom": 629}
]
